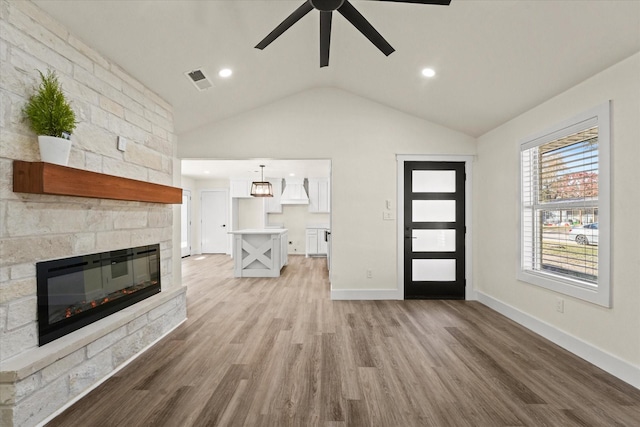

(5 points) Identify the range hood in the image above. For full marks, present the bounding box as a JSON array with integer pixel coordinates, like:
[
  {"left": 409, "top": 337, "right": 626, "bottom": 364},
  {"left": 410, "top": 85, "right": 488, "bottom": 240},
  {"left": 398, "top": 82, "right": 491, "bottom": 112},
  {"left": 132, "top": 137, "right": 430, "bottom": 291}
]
[{"left": 280, "top": 178, "right": 309, "bottom": 205}]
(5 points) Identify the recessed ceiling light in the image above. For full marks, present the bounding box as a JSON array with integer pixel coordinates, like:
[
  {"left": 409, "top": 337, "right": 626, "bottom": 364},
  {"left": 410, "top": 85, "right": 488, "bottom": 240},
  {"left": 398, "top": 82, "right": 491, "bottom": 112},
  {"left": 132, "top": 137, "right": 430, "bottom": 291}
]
[
  {"left": 289, "top": 173, "right": 296, "bottom": 177},
  {"left": 204, "top": 170, "right": 210, "bottom": 174},
  {"left": 218, "top": 68, "right": 233, "bottom": 78},
  {"left": 421, "top": 68, "right": 436, "bottom": 78}
]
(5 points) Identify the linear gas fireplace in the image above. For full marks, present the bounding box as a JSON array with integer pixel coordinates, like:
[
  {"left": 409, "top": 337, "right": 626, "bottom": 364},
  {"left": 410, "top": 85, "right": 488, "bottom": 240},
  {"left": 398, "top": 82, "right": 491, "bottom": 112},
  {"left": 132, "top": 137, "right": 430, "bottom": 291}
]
[{"left": 37, "top": 244, "right": 161, "bottom": 345}]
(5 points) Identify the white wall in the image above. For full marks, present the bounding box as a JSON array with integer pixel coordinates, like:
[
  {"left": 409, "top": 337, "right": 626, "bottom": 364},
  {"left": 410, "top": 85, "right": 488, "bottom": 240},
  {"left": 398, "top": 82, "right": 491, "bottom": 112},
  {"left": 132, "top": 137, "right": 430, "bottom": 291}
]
[
  {"left": 268, "top": 205, "right": 330, "bottom": 254},
  {"left": 238, "top": 197, "right": 263, "bottom": 229},
  {"left": 179, "top": 88, "right": 477, "bottom": 293},
  {"left": 181, "top": 176, "right": 196, "bottom": 197},
  {"left": 475, "top": 53, "right": 640, "bottom": 375},
  {"left": 180, "top": 175, "right": 195, "bottom": 256}
]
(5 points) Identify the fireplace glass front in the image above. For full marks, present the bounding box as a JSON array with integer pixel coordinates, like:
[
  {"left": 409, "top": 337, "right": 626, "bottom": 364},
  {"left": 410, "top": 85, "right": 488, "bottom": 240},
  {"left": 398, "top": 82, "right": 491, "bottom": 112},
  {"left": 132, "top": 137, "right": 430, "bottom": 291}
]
[{"left": 37, "top": 244, "right": 161, "bottom": 345}]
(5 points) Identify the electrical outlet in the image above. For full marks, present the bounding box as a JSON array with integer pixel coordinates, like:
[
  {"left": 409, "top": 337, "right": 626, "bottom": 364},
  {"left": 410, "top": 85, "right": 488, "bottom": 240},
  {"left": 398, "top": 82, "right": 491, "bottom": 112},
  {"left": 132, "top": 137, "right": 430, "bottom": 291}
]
[
  {"left": 383, "top": 212, "right": 395, "bottom": 220},
  {"left": 556, "top": 297, "right": 564, "bottom": 313},
  {"left": 366, "top": 269, "right": 372, "bottom": 279}
]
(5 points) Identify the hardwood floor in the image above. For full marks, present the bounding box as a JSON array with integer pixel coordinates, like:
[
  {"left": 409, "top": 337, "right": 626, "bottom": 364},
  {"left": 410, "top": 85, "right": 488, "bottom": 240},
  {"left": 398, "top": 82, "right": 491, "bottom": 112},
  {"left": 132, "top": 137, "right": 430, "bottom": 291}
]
[{"left": 48, "top": 255, "right": 640, "bottom": 426}]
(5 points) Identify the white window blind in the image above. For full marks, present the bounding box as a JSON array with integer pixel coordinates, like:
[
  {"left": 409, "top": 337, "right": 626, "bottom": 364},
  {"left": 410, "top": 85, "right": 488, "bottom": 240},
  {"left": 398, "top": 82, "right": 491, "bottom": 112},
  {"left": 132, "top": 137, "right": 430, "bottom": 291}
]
[
  {"left": 518, "top": 102, "right": 610, "bottom": 307},
  {"left": 521, "top": 128, "right": 598, "bottom": 285}
]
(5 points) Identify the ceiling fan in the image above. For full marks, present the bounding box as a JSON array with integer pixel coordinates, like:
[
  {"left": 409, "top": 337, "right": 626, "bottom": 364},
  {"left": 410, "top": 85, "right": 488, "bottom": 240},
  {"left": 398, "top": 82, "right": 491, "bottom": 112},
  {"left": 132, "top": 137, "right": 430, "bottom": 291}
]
[{"left": 255, "top": 0, "right": 451, "bottom": 67}]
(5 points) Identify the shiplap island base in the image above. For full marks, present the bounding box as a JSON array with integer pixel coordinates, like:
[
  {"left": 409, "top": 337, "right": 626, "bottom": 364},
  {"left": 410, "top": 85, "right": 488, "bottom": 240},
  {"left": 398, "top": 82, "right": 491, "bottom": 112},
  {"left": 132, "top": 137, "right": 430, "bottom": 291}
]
[{"left": 229, "top": 229, "right": 289, "bottom": 277}]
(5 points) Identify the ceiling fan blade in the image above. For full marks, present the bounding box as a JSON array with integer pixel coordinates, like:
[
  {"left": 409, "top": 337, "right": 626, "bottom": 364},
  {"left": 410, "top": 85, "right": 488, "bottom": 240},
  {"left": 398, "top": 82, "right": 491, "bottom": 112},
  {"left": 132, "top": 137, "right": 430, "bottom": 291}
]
[
  {"left": 320, "top": 11, "right": 332, "bottom": 67},
  {"left": 370, "top": 0, "right": 451, "bottom": 5},
  {"left": 337, "top": 0, "right": 395, "bottom": 56},
  {"left": 255, "top": 1, "right": 314, "bottom": 50}
]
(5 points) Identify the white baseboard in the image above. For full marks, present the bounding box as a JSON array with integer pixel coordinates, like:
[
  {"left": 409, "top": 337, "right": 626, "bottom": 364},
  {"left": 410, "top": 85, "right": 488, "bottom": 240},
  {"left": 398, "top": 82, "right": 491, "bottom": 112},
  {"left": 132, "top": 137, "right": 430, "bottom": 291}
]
[
  {"left": 331, "top": 289, "right": 402, "bottom": 300},
  {"left": 36, "top": 317, "right": 188, "bottom": 427},
  {"left": 476, "top": 291, "right": 639, "bottom": 390},
  {"left": 331, "top": 288, "right": 478, "bottom": 301}
]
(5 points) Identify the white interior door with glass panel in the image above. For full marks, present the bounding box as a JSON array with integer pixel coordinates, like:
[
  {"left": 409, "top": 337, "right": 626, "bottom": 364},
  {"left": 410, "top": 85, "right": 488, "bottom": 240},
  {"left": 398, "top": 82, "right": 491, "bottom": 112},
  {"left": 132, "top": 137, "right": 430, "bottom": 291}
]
[{"left": 404, "top": 162, "right": 465, "bottom": 299}]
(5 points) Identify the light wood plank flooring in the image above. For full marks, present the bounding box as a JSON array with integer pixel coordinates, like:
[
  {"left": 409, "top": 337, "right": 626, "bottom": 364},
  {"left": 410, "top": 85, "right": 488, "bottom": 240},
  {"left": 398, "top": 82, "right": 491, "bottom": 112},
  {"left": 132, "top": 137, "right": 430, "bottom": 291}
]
[{"left": 48, "top": 255, "right": 640, "bottom": 426}]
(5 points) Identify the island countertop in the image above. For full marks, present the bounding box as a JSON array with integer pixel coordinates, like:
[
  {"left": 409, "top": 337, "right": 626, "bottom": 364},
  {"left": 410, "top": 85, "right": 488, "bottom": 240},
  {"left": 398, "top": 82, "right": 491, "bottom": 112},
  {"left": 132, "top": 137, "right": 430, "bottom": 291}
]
[{"left": 228, "top": 228, "right": 288, "bottom": 235}]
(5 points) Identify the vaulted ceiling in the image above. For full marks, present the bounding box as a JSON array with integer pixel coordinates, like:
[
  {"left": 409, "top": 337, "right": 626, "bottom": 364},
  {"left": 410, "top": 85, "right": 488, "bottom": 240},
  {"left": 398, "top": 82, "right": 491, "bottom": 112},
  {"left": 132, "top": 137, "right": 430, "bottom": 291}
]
[{"left": 34, "top": 0, "right": 640, "bottom": 138}]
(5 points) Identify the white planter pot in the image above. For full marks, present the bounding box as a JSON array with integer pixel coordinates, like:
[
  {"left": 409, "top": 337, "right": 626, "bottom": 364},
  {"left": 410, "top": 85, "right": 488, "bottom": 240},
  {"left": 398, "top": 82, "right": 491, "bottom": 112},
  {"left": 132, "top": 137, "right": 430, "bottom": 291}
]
[{"left": 38, "top": 135, "right": 71, "bottom": 166}]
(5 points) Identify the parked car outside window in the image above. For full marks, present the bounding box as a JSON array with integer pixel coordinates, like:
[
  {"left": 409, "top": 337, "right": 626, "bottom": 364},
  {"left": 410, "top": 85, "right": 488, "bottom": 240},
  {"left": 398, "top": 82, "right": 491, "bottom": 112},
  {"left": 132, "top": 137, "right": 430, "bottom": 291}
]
[{"left": 568, "top": 222, "right": 598, "bottom": 245}]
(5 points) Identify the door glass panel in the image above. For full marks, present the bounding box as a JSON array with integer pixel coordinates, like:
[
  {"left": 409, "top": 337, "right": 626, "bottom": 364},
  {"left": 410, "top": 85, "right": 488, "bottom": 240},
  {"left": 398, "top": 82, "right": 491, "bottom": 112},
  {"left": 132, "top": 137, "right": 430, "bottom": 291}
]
[
  {"left": 412, "top": 229, "right": 456, "bottom": 252},
  {"left": 412, "top": 170, "right": 456, "bottom": 193},
  {"left": 412, "top": 200, "right": 456, "bottom": 222},
  {"left": 412, "top": 259, "right": 456, "bottom": 281}
]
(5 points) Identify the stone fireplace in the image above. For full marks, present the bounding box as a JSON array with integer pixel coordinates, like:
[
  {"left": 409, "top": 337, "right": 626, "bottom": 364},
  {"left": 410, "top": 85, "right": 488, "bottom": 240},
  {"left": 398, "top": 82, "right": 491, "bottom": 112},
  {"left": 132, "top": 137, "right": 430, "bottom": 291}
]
[{"left": 0, "top": 2, "right": 187, "bottom": 426}]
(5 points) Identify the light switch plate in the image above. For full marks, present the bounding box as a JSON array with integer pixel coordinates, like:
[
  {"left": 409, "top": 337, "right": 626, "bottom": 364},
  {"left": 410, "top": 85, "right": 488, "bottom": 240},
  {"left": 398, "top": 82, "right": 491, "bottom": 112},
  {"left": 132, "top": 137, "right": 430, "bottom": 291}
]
[{"left": 117, "top": 136, "right": 127, "bottom": 152}]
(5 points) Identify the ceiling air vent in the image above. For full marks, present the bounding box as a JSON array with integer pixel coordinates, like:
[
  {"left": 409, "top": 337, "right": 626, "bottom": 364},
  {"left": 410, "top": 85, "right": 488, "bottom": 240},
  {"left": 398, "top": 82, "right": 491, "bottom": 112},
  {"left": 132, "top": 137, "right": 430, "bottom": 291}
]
[{"left": 185, "top": 68, "right": 213, "bottom": 91}]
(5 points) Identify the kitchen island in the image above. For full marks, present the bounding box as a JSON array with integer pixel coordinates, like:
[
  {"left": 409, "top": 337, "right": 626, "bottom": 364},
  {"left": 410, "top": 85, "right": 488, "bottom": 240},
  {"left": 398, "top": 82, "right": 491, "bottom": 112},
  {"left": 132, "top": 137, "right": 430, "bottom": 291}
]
[{"left": 229, "top": 229, "right": 288, "bottom": 277}]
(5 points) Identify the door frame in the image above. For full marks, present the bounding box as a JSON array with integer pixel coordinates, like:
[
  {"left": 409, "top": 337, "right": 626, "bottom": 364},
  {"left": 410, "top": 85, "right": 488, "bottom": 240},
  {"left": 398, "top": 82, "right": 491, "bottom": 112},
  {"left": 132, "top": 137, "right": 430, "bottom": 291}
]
[
  {"left": 181, "top": 189, "right": 192, "bottom": 257},
  {"left": 397, "top": 155, "right": 474, "bottom": 300}
]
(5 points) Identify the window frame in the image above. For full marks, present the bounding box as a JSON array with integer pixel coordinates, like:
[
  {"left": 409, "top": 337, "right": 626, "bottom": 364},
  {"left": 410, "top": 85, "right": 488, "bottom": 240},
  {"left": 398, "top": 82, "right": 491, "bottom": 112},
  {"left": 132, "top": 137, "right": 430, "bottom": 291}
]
[{"left": 518, "top": 102, "right": 611, "bottom": 307}]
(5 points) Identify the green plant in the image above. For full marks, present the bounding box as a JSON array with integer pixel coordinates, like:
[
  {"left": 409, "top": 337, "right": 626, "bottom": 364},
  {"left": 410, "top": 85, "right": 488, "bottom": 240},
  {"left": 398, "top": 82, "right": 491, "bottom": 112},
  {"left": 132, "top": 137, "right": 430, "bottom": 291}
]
[{"left": 23, "top": 69, "right": 77, "bottom": 139}]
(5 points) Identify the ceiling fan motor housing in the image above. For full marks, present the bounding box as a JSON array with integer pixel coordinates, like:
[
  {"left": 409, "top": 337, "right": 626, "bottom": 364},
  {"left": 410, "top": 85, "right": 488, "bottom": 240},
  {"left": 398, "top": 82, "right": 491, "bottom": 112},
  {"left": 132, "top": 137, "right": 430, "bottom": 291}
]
[{"left": 310, "top": 0, "right": 345, "bottom": 12}]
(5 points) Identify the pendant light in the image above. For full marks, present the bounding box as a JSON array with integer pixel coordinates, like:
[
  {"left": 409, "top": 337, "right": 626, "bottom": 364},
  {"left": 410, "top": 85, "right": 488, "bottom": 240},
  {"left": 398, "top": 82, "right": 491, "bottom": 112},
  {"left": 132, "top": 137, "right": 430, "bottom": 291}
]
[{"left": 250, "top": 165, "right": 273, "bottom": 197}]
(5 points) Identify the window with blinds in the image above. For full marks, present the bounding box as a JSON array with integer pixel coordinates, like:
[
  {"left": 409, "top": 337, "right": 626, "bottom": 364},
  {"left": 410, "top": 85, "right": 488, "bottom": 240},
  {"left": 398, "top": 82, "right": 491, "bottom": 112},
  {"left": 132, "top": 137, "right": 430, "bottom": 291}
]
[{"left": 518, "top": 103, "right": 610, "bottom": 307}]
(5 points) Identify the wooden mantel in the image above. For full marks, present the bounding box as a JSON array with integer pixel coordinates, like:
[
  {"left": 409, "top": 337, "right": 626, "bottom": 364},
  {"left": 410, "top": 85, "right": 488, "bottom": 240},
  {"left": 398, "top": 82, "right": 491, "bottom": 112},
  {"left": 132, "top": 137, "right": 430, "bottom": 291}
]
[{"left": 13, "top": 161, "right": 182, "bottom": 204}]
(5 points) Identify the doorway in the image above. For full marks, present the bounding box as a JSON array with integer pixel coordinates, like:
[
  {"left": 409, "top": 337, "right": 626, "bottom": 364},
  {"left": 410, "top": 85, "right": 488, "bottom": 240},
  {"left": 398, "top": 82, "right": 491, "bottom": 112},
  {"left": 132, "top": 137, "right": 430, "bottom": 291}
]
[
  {"left": 398, "top": 157, "right": 472, "bottom": 299},
  {"left": 181, "top": 190, "right": 191, "bottom": 257},
  {"left": 201, "top": 190, "right": 229, "bottom": 253}
]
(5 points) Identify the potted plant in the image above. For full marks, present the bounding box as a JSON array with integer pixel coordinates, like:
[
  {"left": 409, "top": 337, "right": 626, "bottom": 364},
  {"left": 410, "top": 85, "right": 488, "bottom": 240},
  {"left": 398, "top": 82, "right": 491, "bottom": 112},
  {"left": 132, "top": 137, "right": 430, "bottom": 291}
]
[{"left": 23, "top": 69, "right": 77, "bottom": 166}]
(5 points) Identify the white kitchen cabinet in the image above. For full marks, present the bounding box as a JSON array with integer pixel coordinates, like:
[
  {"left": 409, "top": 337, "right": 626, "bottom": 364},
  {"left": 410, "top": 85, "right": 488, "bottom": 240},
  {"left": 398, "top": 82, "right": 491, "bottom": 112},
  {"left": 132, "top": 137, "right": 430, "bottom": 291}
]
[
  {"left": 265, "top": 178, "right": 282, "bottom": 213},
  {"left": 306, "top": 230, "right": 318, "bottom": 257},
  {"left": 280, "top": 232, "right": 289, "bottom": 267},
  {"left": 230, "top": 179, "right": 252, "bottom": 198},
  {"left": 306, "top": 227, "right": 329, "bottom": 257},
  {"left": 308, "top": 178, "right": 330, "bottom": 213},
  {"left": 318, "top": 230, "right": 328, "bottom": 254}
]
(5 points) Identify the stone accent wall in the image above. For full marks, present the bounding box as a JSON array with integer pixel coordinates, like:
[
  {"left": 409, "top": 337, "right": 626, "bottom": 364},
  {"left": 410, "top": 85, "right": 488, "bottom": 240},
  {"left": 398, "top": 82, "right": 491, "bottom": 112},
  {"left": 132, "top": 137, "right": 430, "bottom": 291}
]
[
  {"left": 0, "top": 289, "right": 186, "bottom": 427},
  {"left": 0, "top": 1, "right": 186, "bottom": 426}
]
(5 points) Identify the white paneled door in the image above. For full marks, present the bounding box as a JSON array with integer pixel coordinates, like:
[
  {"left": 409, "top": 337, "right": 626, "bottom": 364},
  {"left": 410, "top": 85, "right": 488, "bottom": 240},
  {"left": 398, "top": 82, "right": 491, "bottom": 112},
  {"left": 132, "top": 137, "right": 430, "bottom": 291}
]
[
  {"left": 404, "top": 162, "right": 466, "bottom": 299},
  {"left": 201, "top": 190, "right": 229, "bottom": 254}
]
